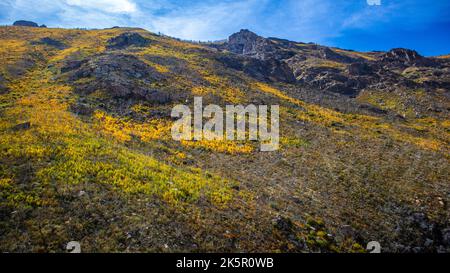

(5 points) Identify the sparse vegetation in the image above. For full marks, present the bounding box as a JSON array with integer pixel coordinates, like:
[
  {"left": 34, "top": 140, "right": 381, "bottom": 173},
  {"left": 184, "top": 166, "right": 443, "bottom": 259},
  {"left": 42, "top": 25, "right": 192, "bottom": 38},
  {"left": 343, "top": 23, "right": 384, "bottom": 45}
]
[{"left": 0, "top": 26, "right": 449, "bottom": 253}]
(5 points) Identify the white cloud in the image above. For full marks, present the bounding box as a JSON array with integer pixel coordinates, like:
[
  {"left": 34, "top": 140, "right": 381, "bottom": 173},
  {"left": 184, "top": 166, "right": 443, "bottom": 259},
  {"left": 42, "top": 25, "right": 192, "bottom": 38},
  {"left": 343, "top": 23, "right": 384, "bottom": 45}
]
[
  {"left": 66, "top": 0, "right": 137, "bottom": 14},
  {"left": 144, "top": 0, "right": 266, "bottom": 41},
  {"left": 0, "top": 0, "right": 138, "bottom": 28},
  {"left": 0, "top": 0, "right": 392, "bottom": 41},
  {"left": 341, "top": 3, "right": 396, "bottom": 29}
]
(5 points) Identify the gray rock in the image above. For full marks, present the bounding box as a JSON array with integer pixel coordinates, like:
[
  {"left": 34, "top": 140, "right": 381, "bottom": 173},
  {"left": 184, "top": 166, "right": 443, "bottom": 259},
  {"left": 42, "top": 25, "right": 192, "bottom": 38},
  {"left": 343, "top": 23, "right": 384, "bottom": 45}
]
[
  {"left": 442, "top": 229, "right": 450, "bottom": 246},
  {"left": 208, "top": 29, "right": 449, "bottom": 104},
  {"left": 379, "top": 48, "right": 437, "bottom": 68},
  {"left": 64, "top": 53, "right": 171, "bottom": 104},
  {"left": 347, "top": 62, "right": 373, "bottom": 76},
  {"left": 226, "top": 29, "right": 278, "bottom": 60},
  {"left": 12, "top": 122, "right": 31, "bottom": 131},
  {"left": 216, "top": 54, "right": 296, "bottom": 83},
  {"left": 106, "top": 32, "right": 151, "bottom": 50},
  {"left": 381, "top": 48, "right": 423, "bottom": 65},
  {"left": 229, "top": 30, "right": 296, "bottom": 61}
]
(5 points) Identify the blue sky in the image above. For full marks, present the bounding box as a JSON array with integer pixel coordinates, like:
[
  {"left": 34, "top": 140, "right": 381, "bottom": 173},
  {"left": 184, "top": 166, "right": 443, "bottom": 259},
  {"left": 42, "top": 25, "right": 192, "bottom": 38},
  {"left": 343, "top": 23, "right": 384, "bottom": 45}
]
[{"left": 1, "top": 0, "right": 449, "bottom": 56}]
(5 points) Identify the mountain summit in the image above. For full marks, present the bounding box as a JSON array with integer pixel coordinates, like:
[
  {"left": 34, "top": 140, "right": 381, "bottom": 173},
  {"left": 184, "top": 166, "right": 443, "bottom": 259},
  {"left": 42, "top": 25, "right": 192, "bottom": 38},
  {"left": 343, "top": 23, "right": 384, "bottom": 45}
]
[{"left": 210, "top": 30, "right": 449, "bottom": 97}]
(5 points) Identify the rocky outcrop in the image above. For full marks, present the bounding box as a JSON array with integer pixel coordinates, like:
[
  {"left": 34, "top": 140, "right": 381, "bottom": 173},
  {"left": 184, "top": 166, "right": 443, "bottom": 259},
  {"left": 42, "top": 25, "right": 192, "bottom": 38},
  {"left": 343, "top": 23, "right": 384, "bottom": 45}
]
[
  {"left": 347, "top": 62, "right": 374, "bottom": 76},
  {"left": 379, "top": 48, "right": 437, "bottom": 68},
  {"left": 106, "top": 32, "right": 151, "bottom": 50},
  {"left": 226, "top": 29, "right": 277, "bottom": 60},
  {"left": 317, "top": 47, "right": 355, "bottom": 63},
  {"left": 296, "top": 67, "right": 367, "bottom": 96},
  {"left": 224, "top": 29, "right": 296, "bottom": 61},
  {"left": 216, "top": 54, "right": 296, "bottom": 83},
  {"left": 13, "top": 20, "right": 39, "bottom": 27},
  {"left": 381, "top": 48, "right": 423, "bottom": 65},
  {"left": 209, "top": 30, "right": 450, "bottom": 98},
  {"left": 394, "top": 211, "right": 450, "bottom": 253},
  {"left": 212, "top": 30, "right": 296, "bottom": 83},
  {"left": 63, "top": 53, "right": 170, "bottom": 103}
]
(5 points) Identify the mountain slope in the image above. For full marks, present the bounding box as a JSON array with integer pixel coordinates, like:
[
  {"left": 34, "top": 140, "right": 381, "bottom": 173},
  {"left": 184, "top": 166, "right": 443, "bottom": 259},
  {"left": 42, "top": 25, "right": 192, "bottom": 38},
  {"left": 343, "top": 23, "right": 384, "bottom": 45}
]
[{"left": 0, "top": 25, "right": 449, "bottom": 253}]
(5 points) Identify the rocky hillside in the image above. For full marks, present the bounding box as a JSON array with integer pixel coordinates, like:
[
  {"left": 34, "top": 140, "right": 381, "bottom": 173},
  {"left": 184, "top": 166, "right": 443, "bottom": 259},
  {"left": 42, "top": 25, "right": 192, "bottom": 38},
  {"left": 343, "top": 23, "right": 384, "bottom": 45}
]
[
  {"left": 0, "top": 25, "right": 449, "bottom": 253},
  {"left": 211, "top": 30, "right": 450, "bottom": 112}
]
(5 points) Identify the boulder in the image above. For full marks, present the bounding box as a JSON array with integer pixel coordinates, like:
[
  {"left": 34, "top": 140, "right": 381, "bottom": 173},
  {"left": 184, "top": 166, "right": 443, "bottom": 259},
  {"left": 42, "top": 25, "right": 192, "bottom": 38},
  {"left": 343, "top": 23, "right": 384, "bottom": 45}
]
[{"left": 12, "top": 122, "right": 31, "bottom": 131}]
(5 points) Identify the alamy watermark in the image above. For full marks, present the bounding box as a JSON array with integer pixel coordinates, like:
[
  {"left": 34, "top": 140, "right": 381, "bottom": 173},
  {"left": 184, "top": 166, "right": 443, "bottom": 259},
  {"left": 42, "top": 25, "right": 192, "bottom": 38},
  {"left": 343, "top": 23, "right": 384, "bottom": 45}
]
[
  {"left": 64, "top": 240, "right": 381, "bottom": 253},
  {"left": 66, "top": 241, "right": 81, "bottom": 253},
  {"left": 171, "top": 97, "right": 280, "bottom": 151}
]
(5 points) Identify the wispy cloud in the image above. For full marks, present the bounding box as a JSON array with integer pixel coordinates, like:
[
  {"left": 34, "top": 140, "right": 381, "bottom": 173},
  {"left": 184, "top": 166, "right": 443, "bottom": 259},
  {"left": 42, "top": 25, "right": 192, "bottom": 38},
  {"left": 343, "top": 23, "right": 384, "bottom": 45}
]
[
  {"left": 141, "top": 0, "right": 267, "bottom": 41},
  {"left": 66, "top": 0, "right": 137, "bottom": 14}
]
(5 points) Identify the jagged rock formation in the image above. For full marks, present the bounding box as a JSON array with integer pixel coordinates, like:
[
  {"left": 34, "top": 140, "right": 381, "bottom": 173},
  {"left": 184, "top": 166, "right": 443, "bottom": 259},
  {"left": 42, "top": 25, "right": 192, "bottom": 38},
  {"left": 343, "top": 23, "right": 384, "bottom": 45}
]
[
  {"left": 380, "top": 48, "right": 429, "bottom": 67},
  {"left": 63, "top": 53, "right": 170, "bottom": 103},
  {"left": 212, "top": 30, "right": 296, "bottom": 83},
  {"left": 209, "top": 30, "right": 450, "bottom": 97},
  {"left": 227, "top": 29, "right": 277, "bottom": 60},
  {"left": 106, "top": 32, "right": 151, "bottom": 49}
]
